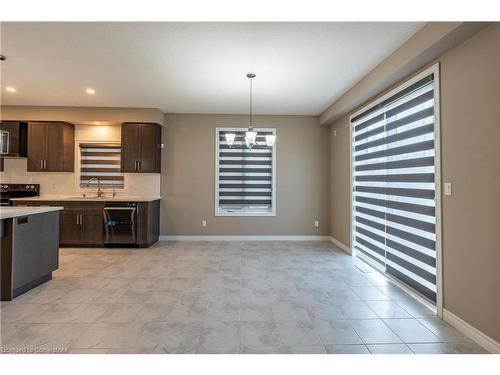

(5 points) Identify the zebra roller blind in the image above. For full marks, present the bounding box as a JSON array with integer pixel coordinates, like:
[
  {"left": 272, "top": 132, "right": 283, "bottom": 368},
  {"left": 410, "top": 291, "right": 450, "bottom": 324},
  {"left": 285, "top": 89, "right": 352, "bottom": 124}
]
[
  {"left": 80, "top": 143, "right": 124, "bottom": 188},
  {"left": 351, "top": 73, "right": 438, "bottom": 302},
  {"left": 216, "top": 128, "right": 276, "bottom": 215}
]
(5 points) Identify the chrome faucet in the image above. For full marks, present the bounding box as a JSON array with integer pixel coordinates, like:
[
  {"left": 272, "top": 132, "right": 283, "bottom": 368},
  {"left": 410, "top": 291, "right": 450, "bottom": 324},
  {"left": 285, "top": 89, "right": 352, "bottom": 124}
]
[{"left": 86, "top": 177, "right": 103, "bottom": 197}]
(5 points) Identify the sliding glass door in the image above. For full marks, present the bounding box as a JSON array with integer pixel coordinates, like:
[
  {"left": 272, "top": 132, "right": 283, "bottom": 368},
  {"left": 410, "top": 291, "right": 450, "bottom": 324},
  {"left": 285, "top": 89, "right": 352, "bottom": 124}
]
[{"left": 351, "top": 67, "right": 440, "bottom": 303}]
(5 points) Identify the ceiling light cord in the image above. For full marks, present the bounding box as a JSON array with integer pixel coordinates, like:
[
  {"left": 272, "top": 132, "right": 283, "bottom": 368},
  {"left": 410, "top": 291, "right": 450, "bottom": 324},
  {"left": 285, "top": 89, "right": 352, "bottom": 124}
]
[{"left": 249, "top": 75, "right": 253, "bottom": 131}]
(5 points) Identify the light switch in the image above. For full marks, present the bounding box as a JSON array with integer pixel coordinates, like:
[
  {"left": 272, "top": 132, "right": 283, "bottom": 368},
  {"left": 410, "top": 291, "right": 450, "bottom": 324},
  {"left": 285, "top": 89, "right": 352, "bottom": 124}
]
[
  {"left": 314, "top": 220, "right": 320, "bottom": 229},
  {"left": 444, "top": 182, "right": 452, "bottom": 196},
  {"left": 202, "top": 220, "right": 207, "bottom": 227}
]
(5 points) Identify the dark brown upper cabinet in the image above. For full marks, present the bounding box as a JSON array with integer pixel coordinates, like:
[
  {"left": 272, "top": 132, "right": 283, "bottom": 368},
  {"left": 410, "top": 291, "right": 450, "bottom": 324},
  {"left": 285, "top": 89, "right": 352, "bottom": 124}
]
[
  {"left": 0, "top": 121, "right": 28, "bottom": 157},
  {"left": 27, "top": 122, "right": 75, "bottom": 172},
  {"left": 121, "top": 123, "right": 162, "bottom": 173}
]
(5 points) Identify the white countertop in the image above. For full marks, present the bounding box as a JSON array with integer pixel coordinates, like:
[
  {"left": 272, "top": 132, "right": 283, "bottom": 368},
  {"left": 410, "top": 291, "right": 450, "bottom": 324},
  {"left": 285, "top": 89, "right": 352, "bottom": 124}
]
[
  {"left": 0, "top": 206, "right": 64, "bottom": 220},
  {"left": 11, "top": 195, "right": 162, "bottom": 202}
]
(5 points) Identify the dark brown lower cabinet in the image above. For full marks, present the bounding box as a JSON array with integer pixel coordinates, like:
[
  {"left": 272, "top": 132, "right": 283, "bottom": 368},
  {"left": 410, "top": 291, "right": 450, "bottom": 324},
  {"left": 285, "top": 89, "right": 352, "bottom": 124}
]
[
  {"left": 12, "top": 200, "right": 160, "bottom": 247},
  {"left": 59, "top": 203, "right": 104, "bottom": 246},
  {"left": 137, "top": 200, "right": 160, "bottom": 247},
  {"left": 82, "top": 209, "right": 105, "bottom": 245},
  {"left": 60, "top": 208, "right": 82, "bottom": 246}
]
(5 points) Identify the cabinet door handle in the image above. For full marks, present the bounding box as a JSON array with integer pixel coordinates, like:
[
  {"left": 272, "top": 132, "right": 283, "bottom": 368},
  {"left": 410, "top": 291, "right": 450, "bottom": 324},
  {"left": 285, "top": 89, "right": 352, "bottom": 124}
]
[
  {"left": 40, "top": 160, "right": 43, "bottom": 170},
  {"left": 138, "top": 160, "right": 141, "bottom": 171},
  {"left": 44, "top": 159, "right": 47, "bottom": 170}
]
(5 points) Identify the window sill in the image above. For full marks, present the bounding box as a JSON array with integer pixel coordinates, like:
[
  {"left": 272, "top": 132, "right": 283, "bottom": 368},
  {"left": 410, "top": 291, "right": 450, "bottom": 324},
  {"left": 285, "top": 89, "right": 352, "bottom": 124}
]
[{"left": 215, "top": 210, "right": 276, "bottom": 217}]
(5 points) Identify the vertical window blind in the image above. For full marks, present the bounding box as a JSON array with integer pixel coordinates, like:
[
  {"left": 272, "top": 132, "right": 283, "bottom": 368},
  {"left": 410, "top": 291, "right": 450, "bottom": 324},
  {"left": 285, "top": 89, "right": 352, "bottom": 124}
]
[
  {"left": 79, "top": 143, "right": 124, "bottom": 188},
  {"left": 216, "top": 128, "right": 275, "bottom": 215},
  {"left": 351, "top": 73, "right": 437, "bottom": 302}
]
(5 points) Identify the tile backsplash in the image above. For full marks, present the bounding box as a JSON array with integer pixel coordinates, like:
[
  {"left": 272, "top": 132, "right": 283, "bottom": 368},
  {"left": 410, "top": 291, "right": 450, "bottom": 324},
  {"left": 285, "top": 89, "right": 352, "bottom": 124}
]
[
  {"left": 0, "top": 158, "right": 160, "bottom": 197},
  {"left": 1, "top": 158, "right": 75, "bottom": 194}
]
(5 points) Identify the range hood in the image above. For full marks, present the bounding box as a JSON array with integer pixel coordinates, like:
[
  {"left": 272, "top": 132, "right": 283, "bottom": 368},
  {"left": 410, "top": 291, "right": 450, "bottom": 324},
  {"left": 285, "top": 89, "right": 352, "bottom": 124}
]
[{"left": 0, "top": 121, "right": 28, "bottom": 157}]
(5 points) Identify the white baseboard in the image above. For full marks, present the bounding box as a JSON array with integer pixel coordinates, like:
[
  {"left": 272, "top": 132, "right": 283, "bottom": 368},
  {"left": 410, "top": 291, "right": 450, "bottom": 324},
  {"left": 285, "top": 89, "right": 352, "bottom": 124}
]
[
  {"left": 159, "top": 235, "right": 331, "bottom": 242},
  {"left": 443, "top": 309, "right": 500, "bottom": 353},
  {"left": 328, "top": 236, "right": 351, "bottom": 254}
]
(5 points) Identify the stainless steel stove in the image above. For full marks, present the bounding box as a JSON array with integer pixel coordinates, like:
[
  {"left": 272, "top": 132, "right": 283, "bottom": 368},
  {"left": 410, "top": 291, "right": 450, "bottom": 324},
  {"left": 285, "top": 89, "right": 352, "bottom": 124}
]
[{"left": 0, "top": 184, "right": 40, "bottom": 206}]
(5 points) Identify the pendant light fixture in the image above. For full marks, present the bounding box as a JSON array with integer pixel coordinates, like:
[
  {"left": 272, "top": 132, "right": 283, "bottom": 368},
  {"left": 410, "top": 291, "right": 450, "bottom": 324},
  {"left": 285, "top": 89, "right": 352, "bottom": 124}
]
[
  {"left": 223, "top": 72, "right": 276, "bottom": 149},
  {"left": 244, "top": 73, "right": 258, "bottom": 149},
  {"left": 265, "top": 134, "right": 276, "bottom": 147},
  {"left": 224, "top": 132, "right": 235, "bottom": 146}
]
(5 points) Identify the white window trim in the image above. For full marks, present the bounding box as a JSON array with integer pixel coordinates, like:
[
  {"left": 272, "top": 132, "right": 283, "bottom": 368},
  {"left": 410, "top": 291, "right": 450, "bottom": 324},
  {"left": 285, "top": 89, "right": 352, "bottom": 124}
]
[
  {"left": 214, "top": 127, "right": 277, "bottom": 217},
  {"left": 74, "top": 139, "right": 125, "bottom": 192},
  {"left": 349, "top": 63, "right": 442, "bottom": 316}
]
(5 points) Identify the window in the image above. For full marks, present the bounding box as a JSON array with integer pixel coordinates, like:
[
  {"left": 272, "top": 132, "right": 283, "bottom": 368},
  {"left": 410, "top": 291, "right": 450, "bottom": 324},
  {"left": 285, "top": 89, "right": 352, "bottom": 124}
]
[
  {"left": 215, "top": 127, "right": 276, "bottom": 216},
  {"left": 351, "top": 66, "right": 440, "bottom": 303},
  {"left": 79, "top": 143, "right": 124, "bottom": 188}
]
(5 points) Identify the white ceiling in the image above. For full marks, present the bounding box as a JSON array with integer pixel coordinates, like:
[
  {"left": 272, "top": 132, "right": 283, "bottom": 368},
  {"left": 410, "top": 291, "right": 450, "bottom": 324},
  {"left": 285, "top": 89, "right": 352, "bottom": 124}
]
[{"left": 0, "top": 22, "right": 423, "bottom": 115}]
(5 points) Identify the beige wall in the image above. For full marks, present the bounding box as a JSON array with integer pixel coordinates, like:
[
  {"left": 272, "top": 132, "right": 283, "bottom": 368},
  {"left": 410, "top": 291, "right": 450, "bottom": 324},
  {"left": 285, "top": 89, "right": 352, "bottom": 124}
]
[
  {"left": 0, "top": 105, "right": 165, "bottom": 125},
  {"left": 329, "top": 24, "right": 500, "bottom": 342},
  {"left": 330, "top": 116, "right": 351, "bottom": 246},
  {"left": 439, "top": 24, "right": 500, "bottom": 342},
  {"left": 161, "top": 113, "right": 330, "bottom": 236}
]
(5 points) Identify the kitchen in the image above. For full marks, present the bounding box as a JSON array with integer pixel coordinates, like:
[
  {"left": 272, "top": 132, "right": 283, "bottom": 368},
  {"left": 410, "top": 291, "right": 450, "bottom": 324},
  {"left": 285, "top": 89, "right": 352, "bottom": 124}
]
[{"left": 1, "top": 113, "right": 162, "bottom": 300}]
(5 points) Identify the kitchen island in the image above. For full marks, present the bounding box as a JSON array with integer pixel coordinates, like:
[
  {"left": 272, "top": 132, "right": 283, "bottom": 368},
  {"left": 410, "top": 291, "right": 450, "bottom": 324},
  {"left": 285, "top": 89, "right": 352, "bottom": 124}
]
[{"left": 1, "top": 206, "right": 63, "bottom": 301}]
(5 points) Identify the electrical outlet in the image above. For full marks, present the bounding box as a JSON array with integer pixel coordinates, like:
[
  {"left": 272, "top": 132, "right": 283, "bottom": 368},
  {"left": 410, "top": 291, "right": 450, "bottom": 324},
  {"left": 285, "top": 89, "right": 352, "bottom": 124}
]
[
  {"left": 444, "top": 182, "right": 452, "bottom": 196},
  {"left": 314, "top": 220, "right": 319, "bottom": 229},
  {"left": 202, "top": 220, "right": 207, "bottom": 227}
]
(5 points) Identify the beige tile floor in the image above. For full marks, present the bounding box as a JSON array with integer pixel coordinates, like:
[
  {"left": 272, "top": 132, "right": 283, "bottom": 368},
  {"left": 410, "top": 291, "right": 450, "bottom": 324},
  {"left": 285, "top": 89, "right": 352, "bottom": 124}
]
[{"left": 0, "top": 241, "right": 488, "bottom": 354}]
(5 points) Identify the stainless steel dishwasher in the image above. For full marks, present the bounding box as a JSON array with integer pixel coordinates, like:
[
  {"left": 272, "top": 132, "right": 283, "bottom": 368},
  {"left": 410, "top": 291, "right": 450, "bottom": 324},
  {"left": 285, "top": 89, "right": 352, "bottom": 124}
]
[{"left": 103, "top": 202, "right": 137, "bottom": 244}]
